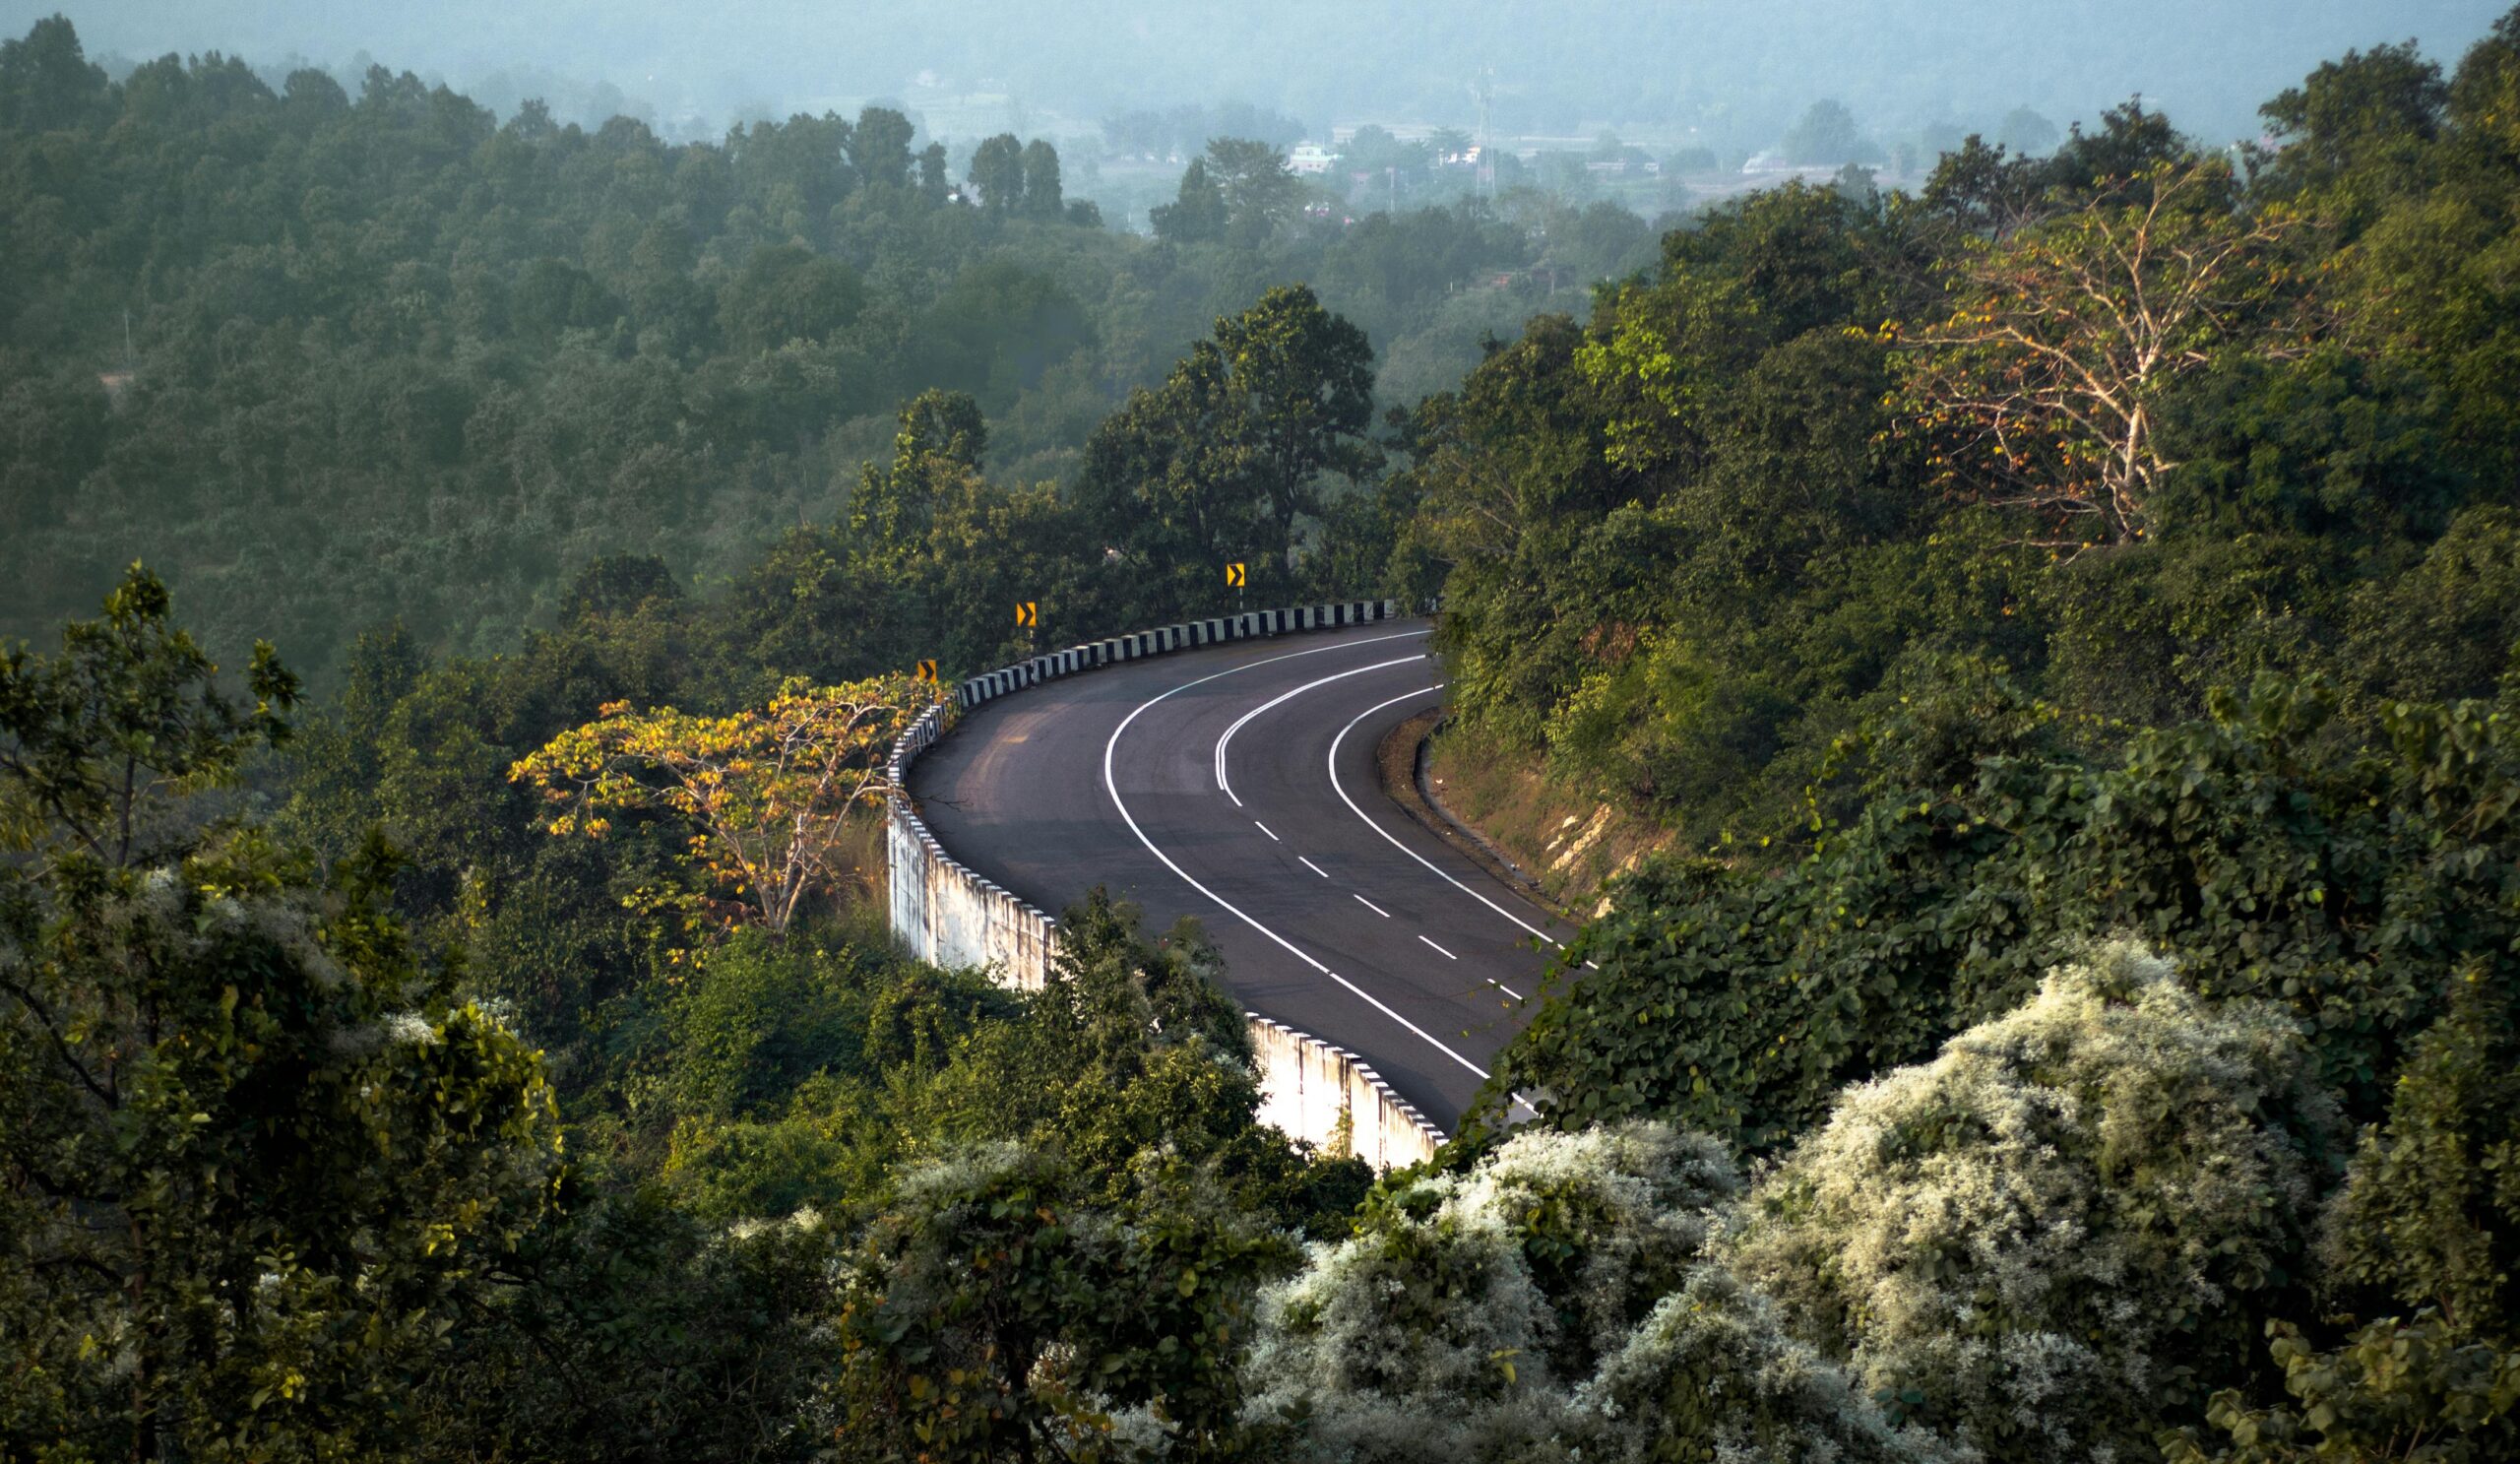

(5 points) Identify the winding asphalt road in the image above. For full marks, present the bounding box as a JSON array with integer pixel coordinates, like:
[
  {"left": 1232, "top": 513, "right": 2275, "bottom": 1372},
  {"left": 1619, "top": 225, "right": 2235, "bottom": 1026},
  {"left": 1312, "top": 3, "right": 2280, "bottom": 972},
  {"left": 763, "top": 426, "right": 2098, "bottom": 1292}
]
[{"left": 908, "top": 618, "right": 1570, "bottom": 1130}]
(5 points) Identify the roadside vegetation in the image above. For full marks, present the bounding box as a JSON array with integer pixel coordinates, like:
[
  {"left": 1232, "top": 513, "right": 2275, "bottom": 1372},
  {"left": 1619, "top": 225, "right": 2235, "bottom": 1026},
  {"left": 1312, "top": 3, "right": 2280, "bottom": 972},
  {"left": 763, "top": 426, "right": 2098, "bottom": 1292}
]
[{"left": 4, "top": 9, "right": 2518, "bottom": 1460}]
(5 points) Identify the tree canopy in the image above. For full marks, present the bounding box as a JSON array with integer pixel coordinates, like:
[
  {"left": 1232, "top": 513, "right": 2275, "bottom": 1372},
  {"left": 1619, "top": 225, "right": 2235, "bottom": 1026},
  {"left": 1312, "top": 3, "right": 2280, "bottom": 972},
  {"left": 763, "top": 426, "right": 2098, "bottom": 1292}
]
[{"left": 8, "top": 9, "right": 2520, "bottom": 1461}]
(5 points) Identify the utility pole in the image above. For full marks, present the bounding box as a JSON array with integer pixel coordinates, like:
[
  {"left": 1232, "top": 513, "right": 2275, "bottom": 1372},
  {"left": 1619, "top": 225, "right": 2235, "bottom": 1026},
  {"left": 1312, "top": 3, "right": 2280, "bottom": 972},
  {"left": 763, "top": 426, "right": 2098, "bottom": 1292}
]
[{"left": 1475, "top": 67, "right": 1496, "bottom": 203}]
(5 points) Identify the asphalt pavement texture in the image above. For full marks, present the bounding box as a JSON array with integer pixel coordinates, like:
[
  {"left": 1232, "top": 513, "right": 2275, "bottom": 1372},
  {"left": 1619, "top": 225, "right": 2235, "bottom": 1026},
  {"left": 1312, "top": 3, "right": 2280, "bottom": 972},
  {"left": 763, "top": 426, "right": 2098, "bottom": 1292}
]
[{"left": 908, "top": 618, "right": 1572, "bottom": 1131}]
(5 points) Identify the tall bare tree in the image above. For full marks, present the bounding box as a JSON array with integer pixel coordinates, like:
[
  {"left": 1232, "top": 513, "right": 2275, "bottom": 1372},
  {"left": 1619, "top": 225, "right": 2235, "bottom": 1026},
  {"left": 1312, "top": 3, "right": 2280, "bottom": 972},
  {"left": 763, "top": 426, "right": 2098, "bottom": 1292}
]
[{"left": 1894, "top": 162, "right": 2308, "bottom": 551}]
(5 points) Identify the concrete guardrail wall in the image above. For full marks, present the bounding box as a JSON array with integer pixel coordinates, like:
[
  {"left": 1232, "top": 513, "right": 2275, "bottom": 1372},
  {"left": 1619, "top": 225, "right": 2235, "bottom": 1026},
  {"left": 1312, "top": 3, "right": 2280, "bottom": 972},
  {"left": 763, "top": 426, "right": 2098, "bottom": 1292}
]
[{"left": 885, "top": 599, "right": 1445, "bottom": 1170}]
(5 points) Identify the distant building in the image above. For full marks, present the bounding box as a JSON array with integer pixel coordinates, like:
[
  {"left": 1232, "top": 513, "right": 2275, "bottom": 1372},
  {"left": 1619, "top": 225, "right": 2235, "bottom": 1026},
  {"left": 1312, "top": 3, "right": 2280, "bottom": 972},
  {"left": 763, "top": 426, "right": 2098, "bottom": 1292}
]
[
  {"left": 1289, "top": 143, "right": 1340, "bottom": 176},
  {"left": 1740, "top": 150, "right": 1841, "bottom": 180}
]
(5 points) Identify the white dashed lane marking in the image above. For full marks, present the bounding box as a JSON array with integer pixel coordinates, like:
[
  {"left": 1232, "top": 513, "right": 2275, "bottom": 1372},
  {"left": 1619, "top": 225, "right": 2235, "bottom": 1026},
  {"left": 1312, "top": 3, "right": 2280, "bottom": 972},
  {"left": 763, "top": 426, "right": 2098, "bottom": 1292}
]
[{"left": 1327, "top": 687, "right": 1565, "bottom": 949}]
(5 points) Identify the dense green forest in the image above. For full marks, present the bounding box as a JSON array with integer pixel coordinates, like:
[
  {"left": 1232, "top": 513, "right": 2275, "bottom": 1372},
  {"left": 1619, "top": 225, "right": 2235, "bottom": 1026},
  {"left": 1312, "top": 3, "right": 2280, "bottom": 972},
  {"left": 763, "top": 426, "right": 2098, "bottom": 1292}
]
[
  {"left": 0, "top": 16, "right": 1648, "bottom": 684},
  {"left": 6, "top": 9, "right": 2520, "bottom": 1463}
]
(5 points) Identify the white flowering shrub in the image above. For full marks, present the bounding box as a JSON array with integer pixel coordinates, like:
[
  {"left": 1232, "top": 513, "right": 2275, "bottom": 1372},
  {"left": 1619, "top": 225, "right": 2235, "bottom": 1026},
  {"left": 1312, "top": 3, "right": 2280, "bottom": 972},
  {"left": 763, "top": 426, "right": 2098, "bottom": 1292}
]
[
  {"left": 1731, "top": 940, "right": 2343, "bottom": 1463},
  {"left": 1567, "top": 1262, "right": 1957, "bottom": 1464},
  {"left": 1244, "top": 1122, "right": 1949, "bottom": 1463}
]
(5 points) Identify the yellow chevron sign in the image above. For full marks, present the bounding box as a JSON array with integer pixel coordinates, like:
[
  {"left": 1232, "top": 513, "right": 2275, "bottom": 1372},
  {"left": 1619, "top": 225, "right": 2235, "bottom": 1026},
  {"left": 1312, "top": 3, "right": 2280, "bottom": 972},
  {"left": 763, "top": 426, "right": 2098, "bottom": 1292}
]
[
  {"left": 1226, "top": 562, "right": 1247, "bottom": 587},
  {"left": 1014, "top": 601, "right": 1039, "bottom": 628},
  {"left": 914, "top": 659, "right": 938, "bottom": 681}
]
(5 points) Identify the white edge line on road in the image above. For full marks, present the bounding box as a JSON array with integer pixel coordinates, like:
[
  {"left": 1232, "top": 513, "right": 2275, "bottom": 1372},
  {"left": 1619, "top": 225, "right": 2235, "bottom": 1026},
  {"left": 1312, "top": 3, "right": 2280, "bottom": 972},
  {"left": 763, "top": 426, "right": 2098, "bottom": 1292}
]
[
  {"left": 1329, "top": 686, "right": 1566, "bottom": 949},
  {"left": 1492, "top": 980, "right": 1526, "bottom": 1001},
  {"left": 1418, "top": 934, "right": 1458, "bottom": 960},
  {"left": 1215, "top": 654, "right": 1429, "bottom": 804},
  {"left": 1253, "top": 820, "right": 1279, "bottom": 842},
  {"left": 1102, "top": 631, "right": 1495, "bottom": 1084},
  {"left": 1354, "top": 894, "right": 1389, "bottom": 917},
  {"left": 1298, "top": 856, "right": 1330, "bottom": 878}
]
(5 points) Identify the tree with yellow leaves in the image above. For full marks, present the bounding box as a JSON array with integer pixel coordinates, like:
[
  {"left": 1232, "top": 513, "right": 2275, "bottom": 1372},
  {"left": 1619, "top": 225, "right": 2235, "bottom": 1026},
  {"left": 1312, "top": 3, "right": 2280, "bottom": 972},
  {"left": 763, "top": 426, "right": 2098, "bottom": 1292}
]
[
  {"left": 509, "top": 675, "right": 936, "bottom": 935},
  {"left": 1892, "top": 160, "right": 2310, "bottom": 551}
]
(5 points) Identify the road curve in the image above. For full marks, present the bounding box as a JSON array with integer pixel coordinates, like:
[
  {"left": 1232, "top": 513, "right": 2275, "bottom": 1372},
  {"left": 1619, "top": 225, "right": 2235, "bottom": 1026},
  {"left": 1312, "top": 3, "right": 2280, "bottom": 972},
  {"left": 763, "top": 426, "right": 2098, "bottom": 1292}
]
[{"left": 907, "top": 618, "right": 1569, "bottom": 1129}]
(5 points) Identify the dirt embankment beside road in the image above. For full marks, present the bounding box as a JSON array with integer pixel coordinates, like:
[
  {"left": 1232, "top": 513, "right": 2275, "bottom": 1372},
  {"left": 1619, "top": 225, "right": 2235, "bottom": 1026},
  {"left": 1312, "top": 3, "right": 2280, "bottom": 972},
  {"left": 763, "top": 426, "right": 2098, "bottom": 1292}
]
[{"left": 1373, "top": 712, "right": 1671, "bottom": 918}]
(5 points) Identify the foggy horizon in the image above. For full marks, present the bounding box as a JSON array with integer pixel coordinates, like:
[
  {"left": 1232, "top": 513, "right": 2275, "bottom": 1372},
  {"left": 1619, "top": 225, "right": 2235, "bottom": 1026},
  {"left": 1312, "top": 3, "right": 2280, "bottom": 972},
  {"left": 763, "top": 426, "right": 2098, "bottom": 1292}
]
[{"left": 8, "top": 1, "right": 2508, "bottom": 158}]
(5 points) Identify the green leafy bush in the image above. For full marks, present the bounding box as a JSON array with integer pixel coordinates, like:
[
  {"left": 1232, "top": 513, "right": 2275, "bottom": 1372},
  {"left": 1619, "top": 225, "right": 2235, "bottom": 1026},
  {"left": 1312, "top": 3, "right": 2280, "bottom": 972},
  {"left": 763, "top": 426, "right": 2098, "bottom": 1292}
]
[
  {"left": 2162, "top": 1310, "right": 2520, "bottom": 1463},
  {"left": 2165, "top": 966, "right": 2520, "bottom": 1462},
  {"left": 828, "top": 1143, "right": 1291, "bottom": 1463}
]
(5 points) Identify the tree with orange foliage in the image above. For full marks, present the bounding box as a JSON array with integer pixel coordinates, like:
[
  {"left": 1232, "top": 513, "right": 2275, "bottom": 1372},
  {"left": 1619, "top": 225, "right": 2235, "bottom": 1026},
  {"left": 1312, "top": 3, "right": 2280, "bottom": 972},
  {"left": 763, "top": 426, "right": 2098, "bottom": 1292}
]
[
  {"left": 1892, "top": 161, "right": 2310, "bottom": 552},
  {"left": 508, "top": 675, "right": 936, "bottom": 936}
]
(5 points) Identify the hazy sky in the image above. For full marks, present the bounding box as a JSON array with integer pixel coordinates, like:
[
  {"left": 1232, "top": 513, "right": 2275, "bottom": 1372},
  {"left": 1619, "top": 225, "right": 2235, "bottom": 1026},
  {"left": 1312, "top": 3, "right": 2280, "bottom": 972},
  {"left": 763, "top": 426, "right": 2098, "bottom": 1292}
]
[{"left": 7, "top": 1, "right": 2509, "bottom": 150}]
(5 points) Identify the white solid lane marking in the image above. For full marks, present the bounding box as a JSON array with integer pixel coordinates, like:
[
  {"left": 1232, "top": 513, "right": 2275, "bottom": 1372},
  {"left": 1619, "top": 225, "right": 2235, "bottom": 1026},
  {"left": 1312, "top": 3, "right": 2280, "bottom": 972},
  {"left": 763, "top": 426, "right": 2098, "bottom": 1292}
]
[
  {"left": 1328, "top": 687, "right": 1565, "bottom": 948},
  {"left": 1102, "top": 630, "right": 1495, "bottom": 1084},
  {"left": 1214, "top": 654, "right": 1428, "bottom": 804},
  {"left": 1253, "top": 820, "right": 1279, "bottom": 842},
  {"left": 1214, "top": 665, "right": 1574, "bottom": 1047},
  {"left": 1298, "top": 856, "right": 1330, "bottom": 878}
]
